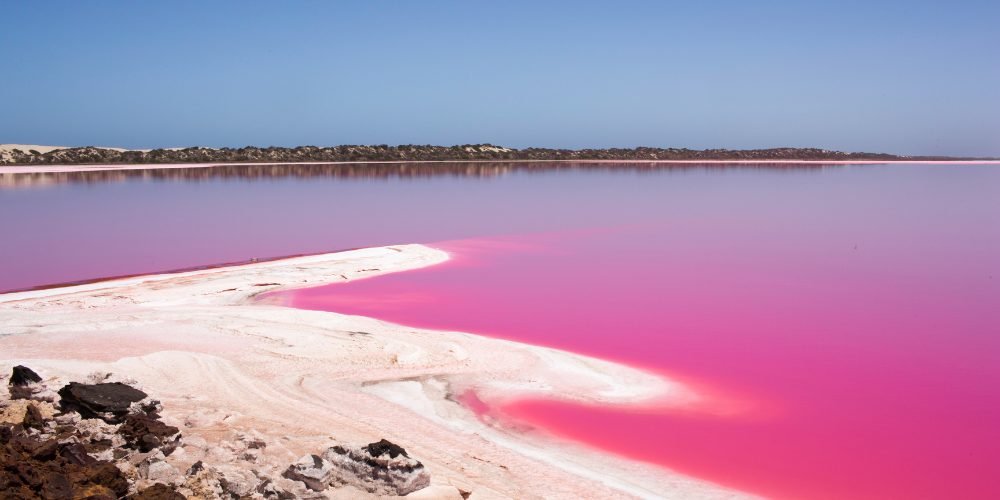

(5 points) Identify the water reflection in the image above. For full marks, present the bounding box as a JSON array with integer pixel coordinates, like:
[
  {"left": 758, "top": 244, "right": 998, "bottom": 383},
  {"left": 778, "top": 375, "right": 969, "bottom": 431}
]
[
  {"left": 0, "top": 160, "right": 868, "bottom": 293},
  {"left": 0, "top": 161, "right": 841, "bottom": 188}
]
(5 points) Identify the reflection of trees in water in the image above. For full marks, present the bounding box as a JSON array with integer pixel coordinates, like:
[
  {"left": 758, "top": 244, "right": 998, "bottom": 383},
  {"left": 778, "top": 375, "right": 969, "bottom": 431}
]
[{"left": 0, "top": 161, "right": 840, "bottom": 188}]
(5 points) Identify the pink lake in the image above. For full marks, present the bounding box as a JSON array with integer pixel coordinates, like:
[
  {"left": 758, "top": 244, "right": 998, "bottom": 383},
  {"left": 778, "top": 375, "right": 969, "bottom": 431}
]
[
  {"left": 3, "top": 162, "right": 999, "bottom": 498},
  {"left": 280, "top": 168, "right": 1000, "bottom": 499}
]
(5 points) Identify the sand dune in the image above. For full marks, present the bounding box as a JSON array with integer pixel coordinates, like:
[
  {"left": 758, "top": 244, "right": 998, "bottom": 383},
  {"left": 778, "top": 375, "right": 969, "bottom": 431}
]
[{"left": 0, "top": 245, "right": 756, "bottom": 499}]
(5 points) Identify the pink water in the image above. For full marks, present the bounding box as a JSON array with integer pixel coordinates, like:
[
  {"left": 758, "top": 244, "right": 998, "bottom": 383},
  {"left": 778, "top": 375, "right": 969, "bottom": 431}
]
[
  {"left": 4, "top": 163, "right": 999, "bottom": 498},
  {"left": 282, "top": 172, "right": 1000, "bottom": 499}
]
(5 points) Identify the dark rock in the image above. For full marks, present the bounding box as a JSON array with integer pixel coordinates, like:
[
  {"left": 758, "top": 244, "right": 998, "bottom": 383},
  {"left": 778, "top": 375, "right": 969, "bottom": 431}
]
[
  {"left": 246, "top": 438, "right": 266, "bottom": 449},
  {"left": 127, "top": 482, "right": 185, "bottom": 500},
  {"left": 80, "top": 462, "right": 130, "bottom": 497},
  {"left": 365, "top": 438, "right": 409, "bottom": 458},
  {"left": 185, "top": 460, "right": 205, "bottom": 476},
  {"left": 30, "top": 439, "right": 59, "bottom": 461},
  {"left": 39, "top": 472, "right": 73, "bottom": 498},
  {"left": 8, "top": 365, "right": 53, "bottom": 401},
  {"left": 22, "top": 404, "right": 45, "bottom": 430},
  {"left": 57, "top": 382, "right": 147, "bottom": 423},
  {"left": 285, "top": 440, "right": 432, "bottom": 495},
  {"left": 9, "top": 366, "right": 42, "bottom": 386},
  {"left": 217, "top": 477, "right": 234, "bottom": 496},
  {"left": 83, "top": 438, "right": 112, "bottom": 455},
  {"left": 0, "top": 488, "right": 33, "bottom": 500},
  {"left": 73, "top": 485, "right": 117, "bottom": 499},
  {"left": 11, "top": 461, "right": 43, "bottom": 487},
  {"left": 140, "top": 434, "right": 159, "bottom": 452},
  {"left": 131, "top": 398, "right": 163, "bottom": 417},
  {"left": 119, "top": 413, "right": 180, "bottom": 453},
  {"left": 0, "top": 422, "right": 129, "bottom": 500},
  {"left": 320, "top": 441, "right": 430, "bottom": 495},
  {"left": 58, "top": 442, "right": 96, "bottom": 466}
]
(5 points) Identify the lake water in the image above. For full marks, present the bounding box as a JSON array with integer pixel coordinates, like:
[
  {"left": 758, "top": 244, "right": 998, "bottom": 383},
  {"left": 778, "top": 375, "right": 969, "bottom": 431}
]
[{"left": 3, "top": 162, "right": 998, "bottom": 499}]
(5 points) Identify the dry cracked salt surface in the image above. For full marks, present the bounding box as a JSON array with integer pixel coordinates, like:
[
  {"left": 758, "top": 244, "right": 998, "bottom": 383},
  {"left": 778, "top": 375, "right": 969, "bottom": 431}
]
[{"left": 0, "top": 244, "right": 758, "bottom": 499}]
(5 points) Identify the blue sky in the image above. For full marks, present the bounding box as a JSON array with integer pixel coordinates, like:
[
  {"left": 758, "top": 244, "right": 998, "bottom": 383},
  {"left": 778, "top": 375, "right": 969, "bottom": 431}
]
[{"left": 2, "top": 1, "right": 998, "bottom": 155}]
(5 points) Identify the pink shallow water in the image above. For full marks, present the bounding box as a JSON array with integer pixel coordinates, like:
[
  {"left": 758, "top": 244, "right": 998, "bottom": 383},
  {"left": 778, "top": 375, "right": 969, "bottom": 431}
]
[
  {"left": 284, "top": 212, "right": 1000, "bottom": 496},
  {"left": 4, "top": 163, "right": 999, "bottom": 498}
]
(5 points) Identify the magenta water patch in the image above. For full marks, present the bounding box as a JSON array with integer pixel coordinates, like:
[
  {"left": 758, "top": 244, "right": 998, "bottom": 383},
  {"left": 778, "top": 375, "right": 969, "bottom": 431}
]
[
  {"left": 283, "top": 221, "right": 1000, "bottom": 498},
  {"left": 6, "top": 163, "right": 1000, "bottom": 498}
]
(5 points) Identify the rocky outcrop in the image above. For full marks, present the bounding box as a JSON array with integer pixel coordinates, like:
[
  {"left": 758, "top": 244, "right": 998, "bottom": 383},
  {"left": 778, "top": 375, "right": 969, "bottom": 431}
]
[
  {"left": 57, "top": 382, "right": 148, "bottom": 423},
  {"left": 0, "top": 415, "right": 132, "bottom": 498},
  {"left": 8, "top": 365, "right": 56, "bottom": 402},
  {"left": 119, "top": 413, "right": 180, "bottom": 454},
  {"left": 4, "top": 366, "right": 435, "bottom": 498},
  {"left": 282, "top": 439, "right": 431, "bottom": 495},
  {"left": 1, "top": 367, "right": 188, "bottom": 499},
  {"left": 9, "top": 366, "right": 41, "bottom": 386},
  {"left": 281, "top": 454, "right": 330, "bottom": 491}
]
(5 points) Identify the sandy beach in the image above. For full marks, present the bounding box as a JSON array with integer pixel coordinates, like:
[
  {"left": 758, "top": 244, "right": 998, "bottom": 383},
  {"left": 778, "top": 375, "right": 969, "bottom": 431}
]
[{"left": 0, "top": 244, "right": 756, "bottom": 499}]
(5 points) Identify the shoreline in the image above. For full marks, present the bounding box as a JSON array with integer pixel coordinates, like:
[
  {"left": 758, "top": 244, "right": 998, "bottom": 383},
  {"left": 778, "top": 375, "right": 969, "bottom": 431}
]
[
  {"left": 0, "top": 248, "right": 362, "bottom": 295},
  {"left": 0, "top": 244, "right": 758, "bottom": 499},
  {"left": 2, "top": 158, "right": 999, "bottom": 175}
]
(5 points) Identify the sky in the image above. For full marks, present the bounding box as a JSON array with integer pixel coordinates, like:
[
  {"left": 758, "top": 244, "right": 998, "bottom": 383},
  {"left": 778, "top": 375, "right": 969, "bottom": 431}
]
[{"left": 1, "top": 1, "right": 998, "bottom": 156}]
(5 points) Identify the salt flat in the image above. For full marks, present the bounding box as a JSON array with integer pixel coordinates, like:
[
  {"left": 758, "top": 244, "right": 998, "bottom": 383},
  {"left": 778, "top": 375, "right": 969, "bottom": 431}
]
[{"left": 0, "top": 244, "right": 754, "bottom": 499}]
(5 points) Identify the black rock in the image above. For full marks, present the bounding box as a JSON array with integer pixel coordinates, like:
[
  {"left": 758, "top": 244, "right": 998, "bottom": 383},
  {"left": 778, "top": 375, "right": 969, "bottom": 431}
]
[
  {"left": 186, "top": 460, "right": 205, "bottom": 476},
  {"left": 22, "top": 404, "right": 45, "bottom": 430},
  {"left": 58, "top": 442, "right": 97, "bottom": 466},
  {"left": 128, "top": 482, "right": 185, "bottom": 500},
  {"left": 1, "top": 389, "right": 143, "bottom": 500},
  {"left": 84, "top": 462, "right": 130, "bottom": 497},
  {"left": 365, "top": 439, "right": 409, "bottom": 459},
  {"left": 57, "top": 382, "right": 148, "bottom": 423},
  {"left": 39, "top": 473, "right": 73, "bottom": 499},
  {"left": 31, "top": 439, "right": 59, "bottom": 461},
  {"left": 119, "top": 413, "right": 180, "bottom": 453},
  {"left": 9, "top": 365, "right": 42, "bottom": 386}
]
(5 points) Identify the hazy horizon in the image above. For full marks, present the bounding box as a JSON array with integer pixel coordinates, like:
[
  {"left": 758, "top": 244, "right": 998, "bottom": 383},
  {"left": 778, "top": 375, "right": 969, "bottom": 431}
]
[{"left": 3, "top": 1, "right": 998, "bottom": 156}]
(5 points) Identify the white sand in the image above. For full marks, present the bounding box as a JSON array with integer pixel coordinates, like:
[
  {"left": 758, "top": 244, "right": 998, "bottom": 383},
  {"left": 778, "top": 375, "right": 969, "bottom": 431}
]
[
  {"left": 0, "top": 245, "right": 757, "bottom": 499},
  {"left": 0, "top": 144, "right": 138, "bottom": 162},
  {"left": 0, "top": 144, "right": 73, "bottom": 154}
]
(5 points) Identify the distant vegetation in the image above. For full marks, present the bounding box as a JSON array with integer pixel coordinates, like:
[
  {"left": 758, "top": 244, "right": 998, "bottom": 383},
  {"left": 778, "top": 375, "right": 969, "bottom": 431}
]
[{"left": 0, "top": 144, "right": 970, "bottom": 166}]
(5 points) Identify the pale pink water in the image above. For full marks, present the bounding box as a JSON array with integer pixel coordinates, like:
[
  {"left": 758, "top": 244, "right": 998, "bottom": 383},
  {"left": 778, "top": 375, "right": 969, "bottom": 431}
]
[
  {"left": 4, "top": 163, "right": 999, "bottom": 498},
  {"left": 282, "top": 169, "right": 1000, "bottom": 499}
]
